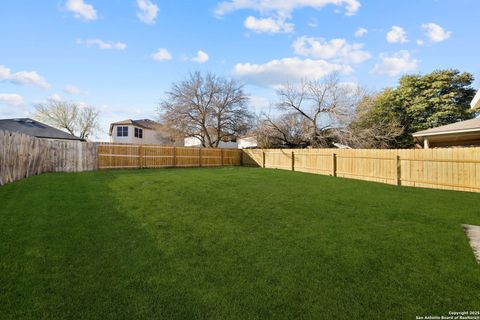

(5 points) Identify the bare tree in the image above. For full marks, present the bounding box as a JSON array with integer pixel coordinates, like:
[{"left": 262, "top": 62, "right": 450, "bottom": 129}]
[
  {"left": 34, "top": 99, "right": 100, "bottom": 140},
  {"left": 256, "top": 113, "right": 312, "bottom": 148},
  {"left": 261, "top": 72, "right": 363, "bottom": 148},
  {"left": 158, "top": 72, "right": 253, "bottom": 147},
  {"left": 337, "top": 120, "right": 404, "bottom": 148},
  {"left": 337, "top": 94, "right": 404, "bottom": 148}
]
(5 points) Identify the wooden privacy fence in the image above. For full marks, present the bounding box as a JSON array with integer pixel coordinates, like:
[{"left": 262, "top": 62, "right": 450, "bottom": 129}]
[
  {"left": 243, "top": 148, "right": 480, "bottom": 193},
  {"left": 0, "top": 129, "right": 97, "bottom": 185},
  {"left": 97, "top": 143, "right": 242, "bottom": 169},
  {"left": 2, "top": 130, "right": 480, "bottom": 194}
]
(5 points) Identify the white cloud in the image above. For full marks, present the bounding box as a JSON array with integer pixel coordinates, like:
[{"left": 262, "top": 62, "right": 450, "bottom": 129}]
[
  {"left": 371, "top": 50, "right": 419, "bottom": 77},
  {"left": 0, "top": 93, "right": 24, "bottom": 107},
  {"left": 215, "top": 0, "right": 361, "bottom": 17},
  {"left": 244, "top": 16, "right": 294, "bottom": 34},
  {"left": 416, "top": 39, "right": 424, "bottom": 46},
  {"left": 354, "top": 27, "right": 368, "bottom": 37},
  {"left": 422, "top": 23, "right": 451, "bottom": 42},
  {"left": 136, "top": 0, "right": 159, "bottom": 24},
  {"left": 0, "top": 65, "right": 11, "bottom": 80},
  {"left": 216, "top": 0, "right": 360, "bottom": 33},
  {"left": 249, "top": 95, "right": 272, "bottom": 114},
  {"left": 77, "top": 38, "right": 127, "bottom": 50},
  {"left": 0, "top": 65, "right": 51, "bottom": 89},
  {"left": 250, "top": 95, "right": 270, "bottom": 108},
  {"left": 386, "top": 26, "right": 408, "bottom": 43},
  {"left": 65, "top": 0, "right": 97, "bottom": 21},
  {"left": 50, "top": 93, "right": 63, "bottom": 101},
  {"left": 151, "top": 48, "right": 172, "bottom": 61},
  {"left": 12, "top": 72, "right": 51, "bottom": 89},
  {"left": 63, "top": 85, "right": 81, "bottom": 94},
  {"left": 234, "top": 57, "right": 352, "bottom": 87},
  {"left": 191, "top": 50, "right": 209, "bottom": 63},
  {"left": 293, "top": 36, "right": 371, "bottom": 64}
]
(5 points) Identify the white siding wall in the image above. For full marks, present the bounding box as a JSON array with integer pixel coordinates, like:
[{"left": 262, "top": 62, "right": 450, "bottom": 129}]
[
  {"left": 110, "top": 125, "right": 166, "bottom": 145},
  {"left": 184, "top": 137, "right": 202, "bottom": 147},
  {"left": 238, "top": 137, "right": 258, "bottom": 149},
  {"left": 184, "top": 137, "right": 238, "bottom": 148},
  {"left": 111, "top": 125, "right": 133, "bottom": 144},
  {"left": 141, "top": 128, "right": 167, "bottom": 144}
]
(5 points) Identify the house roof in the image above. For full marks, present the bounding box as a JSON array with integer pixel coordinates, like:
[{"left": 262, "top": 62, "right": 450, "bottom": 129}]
[
  {"left": 109, "top": 119, "right": 161, "bottom": 135},
  {"left": 0, "top": 118, "right": 84, "bottom": 141},
  {"left": 412, "top": 118, "right": 480, "bottom": 137},
  {"left": 472, "top": 90, "right": 480, "bottom": 109}
]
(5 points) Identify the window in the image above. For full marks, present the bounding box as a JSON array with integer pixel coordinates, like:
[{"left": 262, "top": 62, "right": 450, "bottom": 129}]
[
  {"left": 134, "top": 127, "right": 143, "bottom": 139},
  {"left": 117, "top": 126, "right": 128, "bottom": 137}
]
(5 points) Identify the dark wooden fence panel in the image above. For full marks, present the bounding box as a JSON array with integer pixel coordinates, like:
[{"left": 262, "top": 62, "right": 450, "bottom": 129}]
[{"left": 0, "top": 129, "right": 97, "bottom": 185}]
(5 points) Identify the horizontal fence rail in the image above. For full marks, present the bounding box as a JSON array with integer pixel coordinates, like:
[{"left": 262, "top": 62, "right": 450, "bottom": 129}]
[
  {"left": 97, "top": 143, "right": 242, "bottom": 169},
  {"left": 0, "top": 129, "right": 97, "bottom": 185},
  {"left": 2, "top": 130, "right": 480, "bottom": 194},
  {"left": 242, "top": 148, "right": 480, "bottom": 193}
]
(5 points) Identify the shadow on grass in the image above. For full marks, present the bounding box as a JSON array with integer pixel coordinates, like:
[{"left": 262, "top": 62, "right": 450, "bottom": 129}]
[
  {"left": 1, "top": 168, "right": 480, "bottom": 319},
  {"left": 0, "top": 171, "right": 205, "bottom": 319}
]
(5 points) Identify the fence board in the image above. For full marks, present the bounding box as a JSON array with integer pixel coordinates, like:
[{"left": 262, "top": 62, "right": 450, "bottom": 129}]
[
  {"left": 242, "top": 147, "right": 480, "bottom": 193},
  {"left": 4, "top": 131, "right": 480, "bottom": 193},
  {"left": 0, "top": 130, "right": 97, "bottom": 185},
  {"left": 97, "top": 143, "right": 242, "bottom": 170}
]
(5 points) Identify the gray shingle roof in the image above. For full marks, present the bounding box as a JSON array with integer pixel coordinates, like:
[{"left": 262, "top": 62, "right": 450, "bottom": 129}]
[
  {"left": 412, "top": 118, "right": 480, "bottom": 137},
  {"left": 0, "top": 118, "right": 84, "bottom": 141},
  {"left": 111, "top": 119, "right": 160, "bottom": 129}
]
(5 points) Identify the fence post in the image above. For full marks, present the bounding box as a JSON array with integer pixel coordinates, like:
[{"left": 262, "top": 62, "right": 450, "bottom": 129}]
[
  {"left": 199, "top": 148, "right": 202, "bottom": 167},
  {"left": 332, "top": 153, "right": 337, "bottom": 177},
  {"left": 396, "top": 155, "right": 401, "bottom": 186},
  {"left": 221, "top": 148, "right": 224, "bottom": 166},
  {"left": 173, "top": 147, "right": 176, "bottom": 168},
  {"left": 291, "top": 151, "right": 295, "bottom": 171},
  {"left": 138, "top": 145, "right": 143, "bottom": 169},
  {"left": 262, "top": 151, "right": 266, "bottom": 168}
]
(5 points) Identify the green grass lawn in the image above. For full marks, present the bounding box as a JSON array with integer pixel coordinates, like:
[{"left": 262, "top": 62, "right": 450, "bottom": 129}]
[{"left": 1, "top": 167, "right": 479, "bottom": 319}]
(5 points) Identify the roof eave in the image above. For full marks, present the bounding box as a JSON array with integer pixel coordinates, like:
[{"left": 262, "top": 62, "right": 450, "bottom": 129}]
[
  {"left": 413, "top": 127, "right": 480, "bottom": 138},
  {"left": 36, "top": 135, "right": 85, "bottom": 141}
]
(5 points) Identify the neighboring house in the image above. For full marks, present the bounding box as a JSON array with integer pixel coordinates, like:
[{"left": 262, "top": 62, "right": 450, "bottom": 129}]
[
  {"left": 184, "top": 137, "right": 239, "bottom": 149},
  {"left": 413, "top": 90, "right": 480, "bottom": 148},
  {"left": 333, "top": 142, "right": 352, "bottom": 149},
  {"left": 109, "top": 119, "right": 171, "bottom": 145},
  {"left": 0, "top": 118, "right": 84, "bottom": 141},
  {"left": 237, "top": 136, "right": 258, "bottom": 149},
  {"left": 183, "top": 135, "right": 258, "bottom": 149}
]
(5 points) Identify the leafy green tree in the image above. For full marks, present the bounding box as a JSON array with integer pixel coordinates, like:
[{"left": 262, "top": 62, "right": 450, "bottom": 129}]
[{"left": 364, "top": 69, "right": 476, "bottom": 148}]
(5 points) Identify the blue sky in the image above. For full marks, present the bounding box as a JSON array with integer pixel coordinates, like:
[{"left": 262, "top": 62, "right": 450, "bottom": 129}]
[{"left": 1, "top": 0, "right": 479, "bottom": 140}]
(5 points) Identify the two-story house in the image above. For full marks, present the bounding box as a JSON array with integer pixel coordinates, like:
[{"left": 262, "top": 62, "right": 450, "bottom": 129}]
[{"left": 109, "top": 119, "right": 171, "bottom": 145}]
